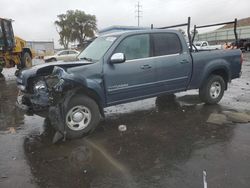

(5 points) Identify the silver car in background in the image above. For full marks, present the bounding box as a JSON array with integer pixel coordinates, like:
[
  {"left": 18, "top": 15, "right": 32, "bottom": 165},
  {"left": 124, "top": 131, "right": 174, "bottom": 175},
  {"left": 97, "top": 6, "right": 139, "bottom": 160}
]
[{"left": 44, "top": 50, "right": 80, "bottom": 62}]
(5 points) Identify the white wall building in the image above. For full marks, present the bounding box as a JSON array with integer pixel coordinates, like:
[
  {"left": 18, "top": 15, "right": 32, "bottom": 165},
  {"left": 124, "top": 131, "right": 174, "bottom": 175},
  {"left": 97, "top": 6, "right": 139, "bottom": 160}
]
[
  {"left": 26, "top": 41, "right": 54, "bottom": 57},
  {"left": 196, "top": 17, "right": 250, "bottom": 44}
]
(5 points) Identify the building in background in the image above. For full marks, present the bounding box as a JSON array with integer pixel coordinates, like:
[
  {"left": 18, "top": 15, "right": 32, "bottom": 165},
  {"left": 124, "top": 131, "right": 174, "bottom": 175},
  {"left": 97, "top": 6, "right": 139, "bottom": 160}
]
[
  {"left": 26, "top": 40, "right": 54, "bottom": 58},
  {"left": 196, "top": 17, "right": 250, "bottom": 44}
]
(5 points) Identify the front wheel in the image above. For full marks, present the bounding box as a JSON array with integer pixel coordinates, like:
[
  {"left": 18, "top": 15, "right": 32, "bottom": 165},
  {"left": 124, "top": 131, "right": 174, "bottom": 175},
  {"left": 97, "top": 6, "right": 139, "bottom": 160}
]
[
  {"left": 199, "top": 75, "right": 225, "bottom": 104},
  {"left": 62, "top": 95, "right": 101, "bottom": 139}
]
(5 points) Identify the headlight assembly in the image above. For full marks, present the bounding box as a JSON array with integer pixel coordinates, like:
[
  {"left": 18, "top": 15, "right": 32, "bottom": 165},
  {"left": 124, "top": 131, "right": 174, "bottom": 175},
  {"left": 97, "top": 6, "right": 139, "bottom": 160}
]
[{"left": 33, "top": 80, "right": 48, "bottom": 94}]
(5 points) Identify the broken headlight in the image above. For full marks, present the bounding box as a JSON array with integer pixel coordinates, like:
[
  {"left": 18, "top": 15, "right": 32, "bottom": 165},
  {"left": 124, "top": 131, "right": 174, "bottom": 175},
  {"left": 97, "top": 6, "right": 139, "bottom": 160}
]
[
  {"left": 33, "top": 80, "right": 48, "bottom": 94},
  {"left": 51, "top": 66, "right": 70, "bottom": 92}
]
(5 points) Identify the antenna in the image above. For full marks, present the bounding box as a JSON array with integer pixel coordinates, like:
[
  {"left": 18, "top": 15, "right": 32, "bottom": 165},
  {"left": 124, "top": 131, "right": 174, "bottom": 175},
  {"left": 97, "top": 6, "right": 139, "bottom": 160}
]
[{"left": 135, "top": 1, "right": 142, "bottom": 26}]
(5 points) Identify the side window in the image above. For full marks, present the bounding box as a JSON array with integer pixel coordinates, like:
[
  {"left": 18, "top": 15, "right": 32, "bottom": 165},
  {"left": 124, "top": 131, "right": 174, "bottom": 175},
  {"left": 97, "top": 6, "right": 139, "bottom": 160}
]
[
  {"left": 58, "top": 51, "right": 68, "bottom": 56},
  {"left": 69, "top": 51, "right": 78, "bottom": 54},
  {"left": 114, "top": 34, "right": 150, "bottom": 61},
  {"left": 152, "top": 33, "right": 182, "bottom": 56}
]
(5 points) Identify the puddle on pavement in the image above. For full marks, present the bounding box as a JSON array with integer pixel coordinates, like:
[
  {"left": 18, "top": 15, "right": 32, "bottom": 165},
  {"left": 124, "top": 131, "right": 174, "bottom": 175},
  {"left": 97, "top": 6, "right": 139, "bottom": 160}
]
[
  {"left": 23, "top": 94, "right": 236, "bottom": 188},
  {"left": 0, "top": 78, "right": 25, "bottom": 131}
]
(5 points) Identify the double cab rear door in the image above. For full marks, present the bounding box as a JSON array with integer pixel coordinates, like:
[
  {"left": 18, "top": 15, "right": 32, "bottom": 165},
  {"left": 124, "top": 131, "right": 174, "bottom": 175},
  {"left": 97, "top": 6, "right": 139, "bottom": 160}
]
[{"left": 104, "top": 32, "right": 192, "bottom": 105}]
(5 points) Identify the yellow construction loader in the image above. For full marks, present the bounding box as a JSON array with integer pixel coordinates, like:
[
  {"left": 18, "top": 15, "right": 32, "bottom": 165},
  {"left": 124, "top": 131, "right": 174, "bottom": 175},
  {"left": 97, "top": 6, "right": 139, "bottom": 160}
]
[{"left": 0, "top": 18, "right": 33, "bottom": 73}]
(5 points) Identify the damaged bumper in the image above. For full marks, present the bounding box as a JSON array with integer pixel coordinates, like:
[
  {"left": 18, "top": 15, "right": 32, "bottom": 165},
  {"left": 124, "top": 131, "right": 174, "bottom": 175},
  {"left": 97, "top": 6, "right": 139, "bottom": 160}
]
[
  {"left": 16, "top": 90, "right": 50, "bottom": 116},
  {"left": 16, "top": 66, "right": 70, "bottom": 115}
]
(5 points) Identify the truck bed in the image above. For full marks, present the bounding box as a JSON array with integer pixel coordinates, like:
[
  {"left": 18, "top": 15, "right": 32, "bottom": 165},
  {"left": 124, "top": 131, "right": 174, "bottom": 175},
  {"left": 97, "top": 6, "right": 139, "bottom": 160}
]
[{"left": 188, "top": 49, "right": 242, "bottom": 89}]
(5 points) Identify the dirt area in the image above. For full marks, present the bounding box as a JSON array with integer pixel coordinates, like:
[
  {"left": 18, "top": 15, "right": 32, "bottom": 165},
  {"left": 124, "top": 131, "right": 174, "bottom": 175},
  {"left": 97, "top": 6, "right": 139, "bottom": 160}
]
[{"left": 0, "top": 53, "right": 250, "bottom": 188}]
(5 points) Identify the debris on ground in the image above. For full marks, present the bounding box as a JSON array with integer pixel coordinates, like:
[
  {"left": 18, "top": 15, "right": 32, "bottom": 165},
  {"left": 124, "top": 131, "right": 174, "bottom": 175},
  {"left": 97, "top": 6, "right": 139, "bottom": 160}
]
[
  {"left": 223, "top": 111, "right": 250, "bottom": 123},
  {"left": 206, "top": 113, "right": 230, "bottom": 125},
  {"left": 52, "top": 131, "right": 64, "bottom": 144},
  {"left": 118, "top": 125, "right": 127, "bottom": 132},
  {"left": 203, "top": 170, "right": 207, "bottom": 188}
]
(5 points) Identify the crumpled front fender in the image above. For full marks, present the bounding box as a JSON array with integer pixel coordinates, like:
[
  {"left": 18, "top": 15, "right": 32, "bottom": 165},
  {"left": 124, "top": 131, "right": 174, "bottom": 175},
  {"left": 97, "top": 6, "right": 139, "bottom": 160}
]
[{"left": 52, "top": 66, "right": 105, "bottom": 107}]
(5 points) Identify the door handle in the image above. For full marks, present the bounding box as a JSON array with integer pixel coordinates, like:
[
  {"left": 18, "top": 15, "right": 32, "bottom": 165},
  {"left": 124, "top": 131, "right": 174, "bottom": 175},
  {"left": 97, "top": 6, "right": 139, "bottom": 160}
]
[
  {"left": 140, "top": 64, "right": 152, "bottom": 69},
  {"left": 179, "top": 59, "right": 189, "bottom": 64}
]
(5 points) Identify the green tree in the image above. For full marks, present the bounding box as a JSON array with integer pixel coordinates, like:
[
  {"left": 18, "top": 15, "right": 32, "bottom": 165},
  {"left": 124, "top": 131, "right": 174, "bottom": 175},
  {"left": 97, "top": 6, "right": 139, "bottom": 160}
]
[
  {"left": 70, "top": 10, "right": 97, "bottom": 46},
  {"left": 55, "top": 10, "right": 97, "bottom": 49},
  {"left": 55, "top": 13, "right": 72, "bottom": 49}
]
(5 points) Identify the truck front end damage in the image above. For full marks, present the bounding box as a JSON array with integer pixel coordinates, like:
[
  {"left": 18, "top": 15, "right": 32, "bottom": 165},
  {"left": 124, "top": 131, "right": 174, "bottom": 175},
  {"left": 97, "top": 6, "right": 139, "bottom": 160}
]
[
  {"left": 16, "top": 66, "right": 72, "bottom": 116},
  {"left": 17, "top": 66, "right": 86, "bottom": 142}
]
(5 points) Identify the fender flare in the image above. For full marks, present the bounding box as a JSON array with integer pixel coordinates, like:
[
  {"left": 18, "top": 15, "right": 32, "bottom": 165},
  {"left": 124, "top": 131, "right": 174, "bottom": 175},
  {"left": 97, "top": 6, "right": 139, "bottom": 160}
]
[{"left": 199, "top": 60, "right": 231, "bottom": 89}]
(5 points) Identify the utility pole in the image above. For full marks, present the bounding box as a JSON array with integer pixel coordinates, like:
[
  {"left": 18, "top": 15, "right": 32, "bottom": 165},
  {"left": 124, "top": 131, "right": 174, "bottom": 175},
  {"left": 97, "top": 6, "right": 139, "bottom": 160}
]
[{"left": 135, "top": 1, "right": 142, "bottom": 27}]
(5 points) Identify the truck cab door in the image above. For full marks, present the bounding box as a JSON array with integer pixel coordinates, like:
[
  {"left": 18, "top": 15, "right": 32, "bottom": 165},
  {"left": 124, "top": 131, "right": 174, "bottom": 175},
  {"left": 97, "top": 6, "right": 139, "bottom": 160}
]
[
  {"left": 103, "top": 34, "right": 156, "bottom": 105},
  {"left": 151, "top": 33, "right": 192, "bottom": 92}
]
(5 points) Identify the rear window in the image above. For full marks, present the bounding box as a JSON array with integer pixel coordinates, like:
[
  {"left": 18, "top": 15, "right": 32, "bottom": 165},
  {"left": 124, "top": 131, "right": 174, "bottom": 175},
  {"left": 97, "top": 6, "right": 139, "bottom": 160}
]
[{"left": 152, "top": 33, "right": 182, "bottom": 56}]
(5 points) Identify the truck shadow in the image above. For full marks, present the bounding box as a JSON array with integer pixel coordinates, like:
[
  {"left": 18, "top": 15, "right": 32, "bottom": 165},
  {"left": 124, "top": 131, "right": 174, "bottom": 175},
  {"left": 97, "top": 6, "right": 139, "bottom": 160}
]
[{"left": 23, "top": 94, "right": 235, "bottom": 188}]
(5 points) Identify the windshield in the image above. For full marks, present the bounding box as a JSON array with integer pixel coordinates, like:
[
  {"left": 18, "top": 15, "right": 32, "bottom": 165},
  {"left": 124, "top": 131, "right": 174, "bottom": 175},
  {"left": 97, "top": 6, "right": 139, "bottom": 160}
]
[{"left": 78, "top": 36, "right": 117, "bottom": 62}]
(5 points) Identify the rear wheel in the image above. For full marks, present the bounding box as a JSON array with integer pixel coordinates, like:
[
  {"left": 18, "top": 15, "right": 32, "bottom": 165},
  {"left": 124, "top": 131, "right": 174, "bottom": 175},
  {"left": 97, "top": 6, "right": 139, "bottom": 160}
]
[
  {"left": 62, "top": 95, "right": 101, "bottom": 139},
  {"left": 21, "top": 52, "right": 32, "bottom": 68},
  {"left": 0, "top": 66, "right": 3, "bottom": 73},
  {"left": 199, "top": 75, "right": 225, "bottom": 104}
]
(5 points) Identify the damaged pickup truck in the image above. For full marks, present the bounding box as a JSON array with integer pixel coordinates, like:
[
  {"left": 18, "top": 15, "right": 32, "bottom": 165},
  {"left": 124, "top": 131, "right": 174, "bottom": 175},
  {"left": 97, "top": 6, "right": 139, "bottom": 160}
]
[{"left": 16, "top": 28, "right": 243, "bottom": 139}]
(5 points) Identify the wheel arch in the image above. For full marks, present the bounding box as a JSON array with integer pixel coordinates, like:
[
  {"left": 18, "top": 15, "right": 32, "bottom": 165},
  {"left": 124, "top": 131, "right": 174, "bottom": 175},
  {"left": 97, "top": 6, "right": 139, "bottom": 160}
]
[
  {"left": 75, "top": 86, "right": 105, "bottom": 117},
  {"left": 200, "top": 65, "right": 231, "bottom": 90},
  {"left": 209, "top": 68, "right": 229, "bottom": 90},
  {"left": 62, "top": 82, "right": 105, "bottom": 117}
]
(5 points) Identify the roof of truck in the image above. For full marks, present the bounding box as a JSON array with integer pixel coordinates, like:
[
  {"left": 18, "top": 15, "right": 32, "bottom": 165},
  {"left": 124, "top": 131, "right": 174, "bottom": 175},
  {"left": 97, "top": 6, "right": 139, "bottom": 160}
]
[{"left": 100, "top": 29, "right": 181, "bottom": 37}]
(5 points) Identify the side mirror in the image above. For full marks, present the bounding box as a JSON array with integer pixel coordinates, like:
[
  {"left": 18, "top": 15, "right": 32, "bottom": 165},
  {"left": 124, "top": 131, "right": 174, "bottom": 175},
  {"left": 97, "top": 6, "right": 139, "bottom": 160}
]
[{"left": 110, "top": 53, "right": 125, "bottom": 64}]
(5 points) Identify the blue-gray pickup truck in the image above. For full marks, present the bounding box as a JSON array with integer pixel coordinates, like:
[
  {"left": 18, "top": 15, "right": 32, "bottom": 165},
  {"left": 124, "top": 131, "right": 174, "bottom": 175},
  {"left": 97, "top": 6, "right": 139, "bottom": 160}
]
[{"left": 16, "top": 29, "right": 243, "bottom": 139}]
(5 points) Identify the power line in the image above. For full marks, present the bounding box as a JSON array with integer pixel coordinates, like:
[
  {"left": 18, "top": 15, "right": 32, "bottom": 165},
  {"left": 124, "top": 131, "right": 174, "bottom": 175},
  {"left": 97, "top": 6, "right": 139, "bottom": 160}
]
[{"left": 135, "top": 1, "right": 142, "bottom": 27}]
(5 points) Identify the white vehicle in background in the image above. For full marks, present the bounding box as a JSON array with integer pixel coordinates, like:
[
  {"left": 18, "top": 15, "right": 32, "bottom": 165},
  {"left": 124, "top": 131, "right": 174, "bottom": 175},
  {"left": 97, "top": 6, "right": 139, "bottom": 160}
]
[
  {"left": 44, "top": 50, "right": 80, "bottom": 62},
  {"left": 194, "top": 41, "right": 222, "bottom": 50}
]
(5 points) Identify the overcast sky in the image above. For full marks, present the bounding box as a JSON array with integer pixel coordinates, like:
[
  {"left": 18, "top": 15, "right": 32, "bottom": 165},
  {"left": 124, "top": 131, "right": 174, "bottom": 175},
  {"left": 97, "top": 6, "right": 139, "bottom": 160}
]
[{"left": 1, "top": 0, "right": 249, "bottom": 48}]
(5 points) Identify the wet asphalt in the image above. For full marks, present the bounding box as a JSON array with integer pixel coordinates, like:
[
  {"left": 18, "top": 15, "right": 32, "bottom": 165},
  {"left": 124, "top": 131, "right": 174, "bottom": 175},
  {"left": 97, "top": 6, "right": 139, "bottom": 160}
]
[{"left": 0, "top": 53, "right": 250, "bottom": 188}]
